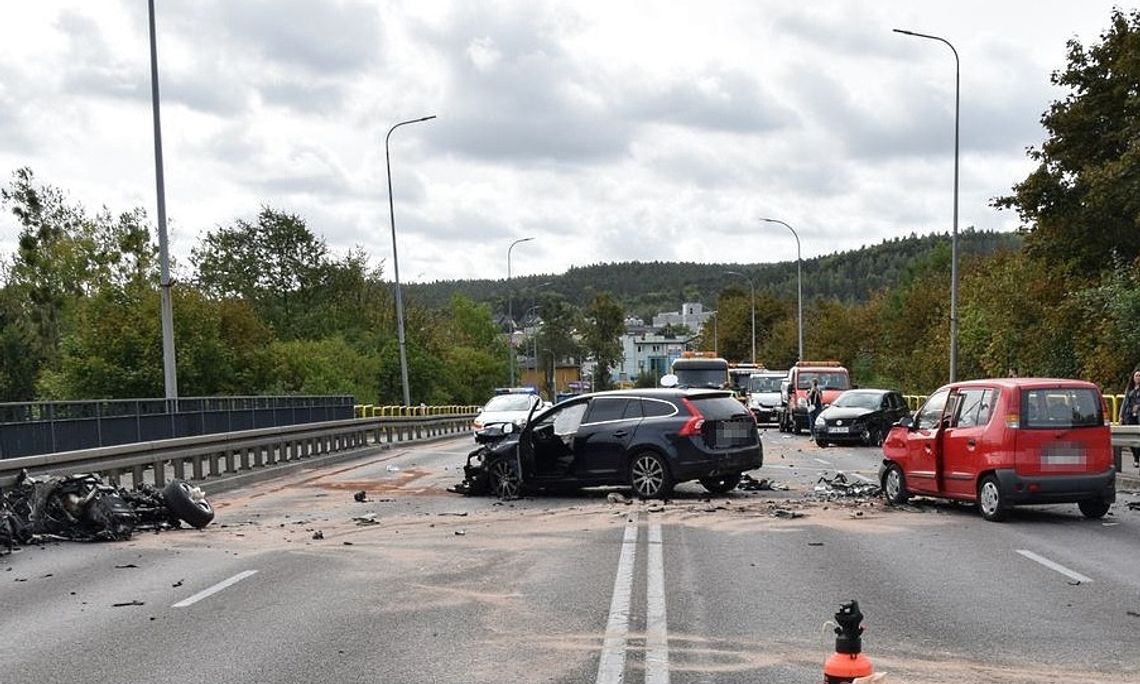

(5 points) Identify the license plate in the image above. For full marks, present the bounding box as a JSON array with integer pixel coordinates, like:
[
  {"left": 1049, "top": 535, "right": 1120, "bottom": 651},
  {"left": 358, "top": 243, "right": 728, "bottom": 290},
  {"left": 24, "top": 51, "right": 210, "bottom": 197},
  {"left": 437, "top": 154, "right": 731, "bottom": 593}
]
[
  {"left": 716, "top": 422, "right": 752, "bottom": 442},
  {"left": 1042, "top": 443, "right": 1086, "bottom": 467},
  {"left": 830, "top": 426, "right": 849, "bottom": 434}
]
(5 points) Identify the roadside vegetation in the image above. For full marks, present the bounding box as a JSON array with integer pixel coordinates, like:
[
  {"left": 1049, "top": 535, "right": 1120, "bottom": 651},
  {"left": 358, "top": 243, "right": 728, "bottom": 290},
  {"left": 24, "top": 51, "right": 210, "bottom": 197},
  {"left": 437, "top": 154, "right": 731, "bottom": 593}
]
[{"left": 1, "top": 9, "right": 1139, "bottom": 403}]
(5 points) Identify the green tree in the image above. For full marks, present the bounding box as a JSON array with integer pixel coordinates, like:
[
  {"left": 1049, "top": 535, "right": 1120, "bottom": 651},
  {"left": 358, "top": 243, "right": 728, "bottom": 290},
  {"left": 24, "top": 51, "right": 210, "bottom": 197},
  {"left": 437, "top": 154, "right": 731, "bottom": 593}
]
[
  {"left": 994, "top": 8, "right": 1140, "bottom": 273},
  {"left": 581, "top": 293, "right": 624, "bottom": 390},
  {"left": 536, "top": 295, "right": 581, "bottom": 396}
]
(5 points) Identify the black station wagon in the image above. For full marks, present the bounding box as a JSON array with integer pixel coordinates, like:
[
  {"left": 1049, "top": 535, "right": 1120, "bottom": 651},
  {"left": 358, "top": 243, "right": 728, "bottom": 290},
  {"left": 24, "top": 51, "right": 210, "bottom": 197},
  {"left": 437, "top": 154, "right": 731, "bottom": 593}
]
[{"left": 460, "top": 388, "right": 763, "bottom": 498}]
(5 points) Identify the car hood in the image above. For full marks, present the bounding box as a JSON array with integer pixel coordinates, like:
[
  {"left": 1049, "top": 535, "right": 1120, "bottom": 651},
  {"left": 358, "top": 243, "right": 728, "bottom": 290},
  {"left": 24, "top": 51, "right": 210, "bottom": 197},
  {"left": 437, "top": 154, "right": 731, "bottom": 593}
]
[
  {"left": 749, "top": 392, "right": 782, "bottom": 405},
  {"left": 820, "top": 406, "right": 874, "bottom": 421},
  {"left": 474, "top": 410, "right": 531, "bottom": 425}
]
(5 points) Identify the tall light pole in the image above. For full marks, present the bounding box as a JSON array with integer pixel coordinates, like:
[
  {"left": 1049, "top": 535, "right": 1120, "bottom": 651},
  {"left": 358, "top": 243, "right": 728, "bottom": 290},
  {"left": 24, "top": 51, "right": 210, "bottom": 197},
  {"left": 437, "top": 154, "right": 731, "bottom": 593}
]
[
  {"left": 148, "top": 0, "right": 177, "bottom": 401},
  {"left": 524, "top": 303, "right": 542, "bottom": 388},
  {"left": 724, "top": 270, "right": 756, "bottom": 365},
  {"left": 506, "top": 237, "right": 535, "bottom": 386},
  {"left": 386, "top": 114, "right": 436, "bottom": 406},
  {"left": 760, "top": 218, "right": 803, "bottom": 361},
  {"left": 894, "top": 27, "right": 960, "bottom": 382}
]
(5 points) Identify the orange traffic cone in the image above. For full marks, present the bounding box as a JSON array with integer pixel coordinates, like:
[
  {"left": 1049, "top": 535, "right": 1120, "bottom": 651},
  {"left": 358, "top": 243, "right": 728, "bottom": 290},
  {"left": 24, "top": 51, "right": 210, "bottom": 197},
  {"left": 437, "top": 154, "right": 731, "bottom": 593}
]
[{"left": 823, "top": 600, "right": 874, "bottom": 683}]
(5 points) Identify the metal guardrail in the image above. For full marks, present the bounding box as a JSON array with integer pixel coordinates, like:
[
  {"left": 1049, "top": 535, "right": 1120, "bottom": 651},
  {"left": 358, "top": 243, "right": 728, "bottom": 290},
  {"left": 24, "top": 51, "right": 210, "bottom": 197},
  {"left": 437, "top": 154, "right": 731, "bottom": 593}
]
[
  {"left": 353, "top": 404, "right": 480, "bottom": 418},
  {"left": 1112, "top": 425, "right": 1140, "bottom": 472},
  {"left": 0, "top": 413, "right": 476, "bottom": 490}
]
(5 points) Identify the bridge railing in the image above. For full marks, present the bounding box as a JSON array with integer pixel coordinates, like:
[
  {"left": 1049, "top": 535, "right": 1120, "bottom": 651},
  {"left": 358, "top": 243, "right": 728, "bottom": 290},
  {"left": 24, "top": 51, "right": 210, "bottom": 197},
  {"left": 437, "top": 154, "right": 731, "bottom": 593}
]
[{"left": 0, "top": 412, "right": 476, "bottom": 490}]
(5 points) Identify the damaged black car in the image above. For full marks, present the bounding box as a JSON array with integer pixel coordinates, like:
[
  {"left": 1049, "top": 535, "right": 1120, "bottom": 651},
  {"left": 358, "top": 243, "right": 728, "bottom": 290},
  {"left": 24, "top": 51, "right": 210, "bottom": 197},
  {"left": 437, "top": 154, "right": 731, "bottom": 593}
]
[{"left": 454, "top": 388, "right": 763, "bottom": 499}]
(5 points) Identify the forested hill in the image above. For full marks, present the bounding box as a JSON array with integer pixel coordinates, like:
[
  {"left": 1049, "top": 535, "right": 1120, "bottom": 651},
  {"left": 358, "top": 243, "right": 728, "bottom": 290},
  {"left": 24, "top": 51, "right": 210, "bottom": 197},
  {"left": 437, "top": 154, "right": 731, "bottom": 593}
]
[{"left": 407, "top": 229, "right": 1021, "bottom": 321}]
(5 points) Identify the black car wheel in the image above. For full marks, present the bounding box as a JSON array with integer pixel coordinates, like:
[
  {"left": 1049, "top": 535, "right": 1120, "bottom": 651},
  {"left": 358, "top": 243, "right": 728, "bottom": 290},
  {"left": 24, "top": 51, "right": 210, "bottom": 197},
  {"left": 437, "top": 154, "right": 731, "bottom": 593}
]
[
  {"left": 488, "top": 458, "right": 521, "bottom": 500},
  {"left": 163, "top": 480, "right": 215, "bottom": 529},
  {"left": 977, "top": 475, "right": 1007, "bottom": 522},
  {"left": 630, "top": 452, "right": 674, "bottom": 499},
  {"left": 699, "top": 473, "right": 741, "bottom": 494},
  {"left": 861, "top": 425, "right": 884, "bottom": 447},
  {"left": 882, "top": 464, "right": 909, "bottom": 505},
  {"left": 1078, "top": 499, "right": 1110, "bottom": 519}
]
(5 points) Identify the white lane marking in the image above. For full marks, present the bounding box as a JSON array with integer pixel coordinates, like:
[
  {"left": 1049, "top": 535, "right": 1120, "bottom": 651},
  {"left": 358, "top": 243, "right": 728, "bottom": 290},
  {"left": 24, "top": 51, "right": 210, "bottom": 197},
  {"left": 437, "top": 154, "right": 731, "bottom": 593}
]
[
  {"left": 172, "top": 570, "right": 259, "bottom": 608},
  {"left": 1015, "top": 550, "right": 1094, "bottom": 584},
  {"left": 646, "top": 523, "right": 669, "bottom": 684},
  {"left": 813, "top": 458, "right": 832, "bottom": 466},
  {"left": 596, "top": 517, "right": 639, "bottom": 684}
]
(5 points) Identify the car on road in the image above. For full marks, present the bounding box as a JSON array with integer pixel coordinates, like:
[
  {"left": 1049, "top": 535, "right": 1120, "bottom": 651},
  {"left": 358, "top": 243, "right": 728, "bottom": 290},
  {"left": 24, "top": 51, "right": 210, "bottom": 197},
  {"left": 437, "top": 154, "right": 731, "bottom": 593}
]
[
  {"left": 779, "top": 361, "right": 851, "bottom": 433},
  {"left": 879, "top": 377, "right": 1115, "bottom": 521},
  {"left": 472, "top": 392, "right": 545, "bottom": 432},
  {"left": 746, "top": 370, "right": 787, "bottom": 423},
  {"left": 813, "top": 389, "right": 909, "bottom": 447},
  {"left": 460, "top": 388, "right": 763, "bottom": 499}
]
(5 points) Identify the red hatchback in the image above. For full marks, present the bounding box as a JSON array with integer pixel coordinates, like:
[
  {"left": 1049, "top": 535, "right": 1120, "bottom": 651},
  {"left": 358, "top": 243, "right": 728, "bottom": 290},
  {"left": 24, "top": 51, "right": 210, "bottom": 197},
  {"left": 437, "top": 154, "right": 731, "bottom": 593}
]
[{"left": 879, "top": 378, "right": 1115, "bottom": 521}]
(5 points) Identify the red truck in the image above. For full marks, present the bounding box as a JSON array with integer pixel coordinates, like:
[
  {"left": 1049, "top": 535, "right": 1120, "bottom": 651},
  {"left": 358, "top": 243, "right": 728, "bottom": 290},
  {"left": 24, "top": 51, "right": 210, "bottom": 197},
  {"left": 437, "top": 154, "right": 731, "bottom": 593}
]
[{"left": 778, "top": 361, "right": 851, "bottom": 434}]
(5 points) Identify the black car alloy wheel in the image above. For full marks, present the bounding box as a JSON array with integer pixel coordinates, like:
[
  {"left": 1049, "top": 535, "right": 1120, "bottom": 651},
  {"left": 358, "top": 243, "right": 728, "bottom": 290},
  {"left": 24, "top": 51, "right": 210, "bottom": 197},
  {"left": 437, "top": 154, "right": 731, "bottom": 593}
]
[
  {"left": 488, "top": 459, "right": 521, "bottom": 499},
  {"left": 630, "top": 452, "right": 673, "bottom": 498}
]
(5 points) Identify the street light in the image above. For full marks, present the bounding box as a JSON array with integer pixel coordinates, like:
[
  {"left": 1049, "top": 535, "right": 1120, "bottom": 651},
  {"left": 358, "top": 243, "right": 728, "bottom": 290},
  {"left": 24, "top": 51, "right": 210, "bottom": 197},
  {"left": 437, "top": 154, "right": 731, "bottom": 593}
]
[
  {"left": 386, "top": 114, "right": 436, "bottom": 406},
  {"left": 760, "top": 218, "right": 803, "bottom": 361},
  {"left": 724, "top": 271, "right": 756, "bottom": 365},
  {"left": 148, "top": 0, "right": 177, "bottom": 401},
  {"left": 524, "top": 304, "right": 542, "bottom": 387},
  {"left": 506, "top": 237, "right": 535, "bottom": 386},
  {"left": 893, "top": 27, "right": 960, "bottom": 382}
]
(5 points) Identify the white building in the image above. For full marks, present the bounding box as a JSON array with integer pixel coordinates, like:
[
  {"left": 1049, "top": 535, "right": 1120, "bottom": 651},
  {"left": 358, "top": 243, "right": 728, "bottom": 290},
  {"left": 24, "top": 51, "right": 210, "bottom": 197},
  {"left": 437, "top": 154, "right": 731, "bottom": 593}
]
[
  {"left": 615, "top": 331, "right": 690, "bottom": 384},
  {"left": 651, "top": 302, "right": 713, "bottom": 333}
]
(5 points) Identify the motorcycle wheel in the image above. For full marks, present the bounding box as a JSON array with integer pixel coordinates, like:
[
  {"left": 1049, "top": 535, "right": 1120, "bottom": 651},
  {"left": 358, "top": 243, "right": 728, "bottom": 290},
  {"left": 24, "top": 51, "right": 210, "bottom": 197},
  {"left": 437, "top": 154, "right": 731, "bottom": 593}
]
[{"left": 164, "top": 480, "right": 216, "bottom": 529}]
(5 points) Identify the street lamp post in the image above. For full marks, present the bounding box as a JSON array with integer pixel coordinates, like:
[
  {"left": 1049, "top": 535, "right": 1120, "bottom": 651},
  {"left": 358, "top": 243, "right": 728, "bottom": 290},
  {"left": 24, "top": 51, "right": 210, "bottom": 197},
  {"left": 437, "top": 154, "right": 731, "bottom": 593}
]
[
  {"left": 386, "top": 114, "right": 436, "bottom": 407},
  {"left": 893, "top": 27, "right": 960, "bottom": 382},
  {"left": 148, "top": 0, "right": 177, "bottom": 402},
  {"left": 760, "top": 218, "right": 803, "bottom": 361},
  {"left": 724, "top": 270, "right": 756, "bottom": 365},
  {"left": 506, "top": 237, "right": 535, "bottom": 386}
]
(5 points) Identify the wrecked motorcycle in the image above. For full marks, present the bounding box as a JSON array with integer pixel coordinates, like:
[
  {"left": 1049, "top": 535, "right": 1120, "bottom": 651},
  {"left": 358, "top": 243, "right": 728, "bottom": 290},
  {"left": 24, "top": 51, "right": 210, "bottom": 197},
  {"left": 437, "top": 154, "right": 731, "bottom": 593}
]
[{"left": 0, "top": 471, "right": 215, "bottom": 551}]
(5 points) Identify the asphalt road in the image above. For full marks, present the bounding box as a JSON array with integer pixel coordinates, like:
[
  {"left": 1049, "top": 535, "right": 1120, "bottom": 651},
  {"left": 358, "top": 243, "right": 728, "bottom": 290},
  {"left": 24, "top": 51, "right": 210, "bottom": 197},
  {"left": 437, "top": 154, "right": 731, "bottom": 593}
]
[{"left": 3, "top": 426, "right": 1139, "bottom": 683}]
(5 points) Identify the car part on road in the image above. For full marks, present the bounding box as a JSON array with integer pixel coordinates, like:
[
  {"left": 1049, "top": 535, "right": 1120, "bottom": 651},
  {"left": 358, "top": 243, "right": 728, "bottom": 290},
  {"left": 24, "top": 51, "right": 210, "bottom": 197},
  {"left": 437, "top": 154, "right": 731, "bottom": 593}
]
[
  {"left": 814, "top": 472, "right": 881, "bottom": 499},
  {"left": 0, "top": 470, "right": 214, "bottom": 553},
  {"left": 737, "top": 474, "right": 789, "bottom": 491}
]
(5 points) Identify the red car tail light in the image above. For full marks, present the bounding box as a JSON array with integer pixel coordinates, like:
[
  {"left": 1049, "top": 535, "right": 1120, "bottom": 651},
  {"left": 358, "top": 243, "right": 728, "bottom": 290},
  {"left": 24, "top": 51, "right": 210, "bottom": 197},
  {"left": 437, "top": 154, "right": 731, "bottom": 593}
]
[
  {"left": 678, "top": 397, "right": 705, "bottom": 437},
  {"left": 1004, "top": 411, "right": 1019, "bottom": 429}
]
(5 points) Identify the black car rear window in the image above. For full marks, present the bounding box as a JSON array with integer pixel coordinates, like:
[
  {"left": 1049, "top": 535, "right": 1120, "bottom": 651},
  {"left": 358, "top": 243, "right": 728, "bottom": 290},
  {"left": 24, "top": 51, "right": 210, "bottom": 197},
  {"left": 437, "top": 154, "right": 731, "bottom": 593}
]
[
  {"left": 1022, "top": 388, "right": 1101, "bottom": 429},
  {"left": 688, "top": 396, "right": 749, "bottom": 420},
  {"left": 641, "top": 399, "right": 677, "bottom": 418},
  {"left": 584, "top": 398, "right": 629, "bottom": 424}
]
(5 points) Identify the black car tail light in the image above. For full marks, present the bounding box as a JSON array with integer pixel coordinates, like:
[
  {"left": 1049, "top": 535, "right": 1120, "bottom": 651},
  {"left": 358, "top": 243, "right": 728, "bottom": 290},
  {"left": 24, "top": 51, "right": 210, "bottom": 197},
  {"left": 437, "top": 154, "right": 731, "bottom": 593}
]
[{"left": 678, "top": 397, "right": 705, "bottom": 437}]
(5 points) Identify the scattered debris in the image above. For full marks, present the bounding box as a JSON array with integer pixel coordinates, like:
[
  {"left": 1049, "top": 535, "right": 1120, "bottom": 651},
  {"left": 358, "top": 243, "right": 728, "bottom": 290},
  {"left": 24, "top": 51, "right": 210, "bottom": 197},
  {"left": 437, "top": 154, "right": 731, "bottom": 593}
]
[
  {"left": 352, "top": 514, "right": 379, "bottom": 526},
  {"left": 814, "top": 472, "right": 881, "bottom": 499},
  {"left": 311, "top": 531, "right": 324, "bottom": 540},
  {"left": 1068, "top": 580, "right": 1081, "bottom": 586},
  {"left": 1103, "top": 522, "right": 1121, "bottom": 527},
  {"left": 737, "top": 474, "right": 789, "bottom": 491},
  {"left": 1127, "top": 611, "right": 1140, "bottom": 618},
  {"left": 606, "top": 492, "right": 632, "bottom": 505},
  {"left": 437, "top": 512, "right": 469, "bottom": 517},
  {"left": 172, "top": 579, "right": 183, "bottom": 588},
  {"left": 647, "top": 506, "right": 666, "bottom": 513},
  {"left": 112, "top": 600, "right": 145, "bottom": 607},
  {"left": 385, "top": 465, "right": 401, "bottom": 473},
  {"left": 353, "top": 491, "right": 367, "bottom": 503},
  {"left": 114, "top": 564, "right": 139, "bottom": 569},
  {"left": 343, "top": 541, "right": 354, "bottom": 546},
  {"left": 454, "top": 529, "right": 466, "bottom": 536},
  {"left": 1128, "top": 501, "right": 1140, "bottom": 511},
  {"left": 771, "top": 508, "right": 804, "bottom": 519},
  {"left": 808, "top": 542, "right": 825, "bottom": 547}
]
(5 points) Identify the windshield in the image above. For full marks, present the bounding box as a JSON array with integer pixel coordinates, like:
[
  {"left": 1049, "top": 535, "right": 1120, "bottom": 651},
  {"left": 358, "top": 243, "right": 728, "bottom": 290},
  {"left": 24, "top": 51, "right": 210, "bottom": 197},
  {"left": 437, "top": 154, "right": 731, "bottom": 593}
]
[
  {"left": 483, "top": 394, "right": 536, "bottom": 412},
  {"left": 749, "top": 376, "right": 783, "bottom": 392},
  {"left": 674, "top": 369, "right": 728, "bottom": 388},
  {"left": 796, "top": 371, "right": 849, "bottom": 390},
  {"left": 832, "top": 391, "right": 883, "bottom": 410}
]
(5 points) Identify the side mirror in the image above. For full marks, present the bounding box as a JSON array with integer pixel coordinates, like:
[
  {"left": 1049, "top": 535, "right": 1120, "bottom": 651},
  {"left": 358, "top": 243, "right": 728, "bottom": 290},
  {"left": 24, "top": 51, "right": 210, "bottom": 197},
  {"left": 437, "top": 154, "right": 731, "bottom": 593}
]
[
  {"left": 502, "top": 422, "right": 515, "bottom": 434},
  {"left": 896, "top": 415, "right": 914, "bottom": 429},
  {"left": 659, "top": 374, "right": 679, "bottom": 388}
]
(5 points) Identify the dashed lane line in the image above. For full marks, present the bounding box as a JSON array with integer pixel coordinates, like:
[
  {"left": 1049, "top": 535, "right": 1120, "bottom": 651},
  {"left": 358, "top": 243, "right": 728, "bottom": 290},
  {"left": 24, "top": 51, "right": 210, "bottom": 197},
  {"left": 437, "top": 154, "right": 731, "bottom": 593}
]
[
  {"left": 172, "top": 570, "right": 259, "bottom": 608},
  {"left": 646, "top": 523, "right": 669, "bottom": 684},
  {"left": 1015, "top": 550, "right": 1094, "bottom": 584}
]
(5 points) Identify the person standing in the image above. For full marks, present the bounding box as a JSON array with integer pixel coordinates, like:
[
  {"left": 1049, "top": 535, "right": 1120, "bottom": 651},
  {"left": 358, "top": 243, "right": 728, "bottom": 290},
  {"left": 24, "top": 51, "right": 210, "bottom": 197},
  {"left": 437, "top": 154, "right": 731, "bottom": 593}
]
[
  {"left": 808, "top": 377, "right": 824, "bottom": 442},
  {"left": 1120, "top": 369, "right": 1140, "bottom": 466}
]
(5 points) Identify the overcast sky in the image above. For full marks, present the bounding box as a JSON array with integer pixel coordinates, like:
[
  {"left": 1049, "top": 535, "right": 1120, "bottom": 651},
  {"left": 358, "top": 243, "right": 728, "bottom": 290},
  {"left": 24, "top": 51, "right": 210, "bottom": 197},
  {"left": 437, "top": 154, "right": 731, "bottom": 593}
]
[{"left": 0, "top": 1, "right": 1129, "bottom": 283}]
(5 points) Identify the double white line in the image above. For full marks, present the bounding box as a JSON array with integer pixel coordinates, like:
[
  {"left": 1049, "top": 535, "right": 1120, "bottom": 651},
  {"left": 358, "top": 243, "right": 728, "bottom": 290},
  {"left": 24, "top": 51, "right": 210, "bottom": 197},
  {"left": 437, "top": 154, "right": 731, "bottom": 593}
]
[{"left": 596, "top": 514, "right": 669, "bottom": 684}]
